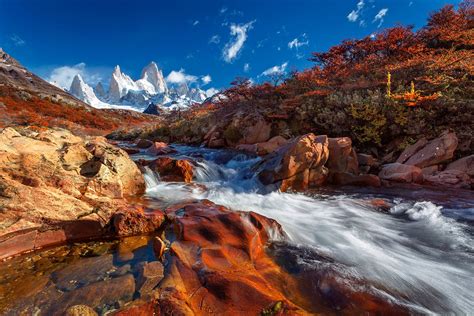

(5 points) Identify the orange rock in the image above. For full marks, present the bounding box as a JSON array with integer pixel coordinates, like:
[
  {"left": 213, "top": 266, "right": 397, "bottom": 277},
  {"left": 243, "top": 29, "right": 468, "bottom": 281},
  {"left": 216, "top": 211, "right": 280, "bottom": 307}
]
[
  {"left": 258, "top": 133, "right": 329, "bottom": 191},
  {"left": 379, "top": 163, "right": 423, "bottom": 183},
  {"left": 112, "top": 207, "right": 165, "bottom": 237},
  {"left": 147, "top": 157, "right": 194, "bottom": 183},
  {"left": 327, "top": 137, "right": 359, "bottom": 174},
  {"left": 404, "top": 131, "right": 458, "bottom": 168},
  {"left": 147, "top": 142, "right": 177, "bottom": 155}
]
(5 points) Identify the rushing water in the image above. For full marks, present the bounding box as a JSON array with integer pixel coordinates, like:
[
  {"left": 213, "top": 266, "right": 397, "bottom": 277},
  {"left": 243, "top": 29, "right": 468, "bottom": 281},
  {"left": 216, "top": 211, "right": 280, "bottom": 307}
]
[{"left": 142, "top": 145, "right": 474, "bottom": 315}]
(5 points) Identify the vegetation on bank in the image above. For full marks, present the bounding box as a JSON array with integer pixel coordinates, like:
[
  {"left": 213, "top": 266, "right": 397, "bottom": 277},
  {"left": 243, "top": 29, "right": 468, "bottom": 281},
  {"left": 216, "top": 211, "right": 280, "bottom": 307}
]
[{"left": 126, "top": 2, "right": 472, "bottom": 158}]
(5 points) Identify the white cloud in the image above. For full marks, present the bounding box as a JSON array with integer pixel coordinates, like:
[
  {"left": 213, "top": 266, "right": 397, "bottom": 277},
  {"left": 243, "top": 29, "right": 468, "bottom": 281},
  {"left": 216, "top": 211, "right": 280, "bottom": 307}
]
[
  {"left": 48, "top": 63, "right": 103, "bottom": 90},
  {"left": 347, "top": 0, "right": 365, "bottom": 22},
  {"left": 261, "top": 62, "right": 288, "bottom": 77},
  {"left": 209, "top": 35, "right": 220, "bottom": 44},
  {"left": 222, "top": 21, "right": 255, "bottom": 63},
  {"left": 201, "top": 75, "right": 212, "bottom": 85},
  {"left": 205, "top": 88, "right": 219, "bottom": 97},
  {"left": 243, "top": 63, "right": 250, "bottom": 72},
  {"left": 373, "top": 8, "right": 388, "bottom": 27},
  {"left": 288, "top": 37, "right": 309, "bottom": 49},
  {"left": 220, "top": 7, "right": 228, "bottom": 14},
  {"left": 192, "top": 20, "right": 199, "bottom": 26},
  {"left": 10, "top": 34, "right": 25, "bottom": 46},
  {"left": 166, "top": 69, "right": 198, "bottom": 84}
]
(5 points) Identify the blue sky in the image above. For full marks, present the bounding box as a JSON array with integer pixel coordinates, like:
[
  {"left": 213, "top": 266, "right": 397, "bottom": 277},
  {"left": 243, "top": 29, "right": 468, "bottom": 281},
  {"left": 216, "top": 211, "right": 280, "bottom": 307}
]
[{"left": 0, "top": 0, "right": 461, "bottom": 91}]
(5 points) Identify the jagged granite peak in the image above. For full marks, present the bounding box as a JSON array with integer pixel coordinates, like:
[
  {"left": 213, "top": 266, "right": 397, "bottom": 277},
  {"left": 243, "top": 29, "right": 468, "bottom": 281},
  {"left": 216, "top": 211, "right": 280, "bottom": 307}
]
[
  {"left": 109, "top": 65, "right": 136, "bottom": 102},
  {"left": 141, "top": 61, "right": 167, "bottom": 94},
  {"left": 69, "top": 74, "right": 105, "bottom": 108},
  {"left": 94, "top": 82, "right": 107, "bottom": 99}
]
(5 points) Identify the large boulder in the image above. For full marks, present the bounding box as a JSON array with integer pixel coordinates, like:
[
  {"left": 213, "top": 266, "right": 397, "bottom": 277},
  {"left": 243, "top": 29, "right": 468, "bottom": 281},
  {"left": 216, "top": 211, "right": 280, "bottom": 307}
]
[
  {"left": 257, "top": 133, "right": 329, "bottom": 191},
  {"left": 446, "top": 155, "right": 474, "bottom": 177},
  {"left": 0, "top": 127, "right": 146, "bottom": 259},
  {"left": 423, "top": 170, "right": 471, "bottom": 189},
  {"left": 327, "top": 137, "right": 359, "bottom": 174},
  {"left": 146, "top": 157, "right": 194, "bottom": 183},
  {"left": 378, "top": 163, "right": 423, "bottom": 183},
  {"left": 403, "top": 131, "right": 458, "bottom": 168}
]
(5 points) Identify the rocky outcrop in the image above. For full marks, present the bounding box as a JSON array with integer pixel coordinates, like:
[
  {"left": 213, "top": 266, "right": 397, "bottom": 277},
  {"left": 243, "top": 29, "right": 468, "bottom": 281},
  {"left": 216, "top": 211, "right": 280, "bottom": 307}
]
[
  {"left": 0, "top": 127, "right": 147, "bottom": 259},
  {"left": 258, "top": 133, "right": 329, "bottom": 191},
  {"left": 379, "top": 163, "right": 423, "bottom": 183},
  {"left": 401, "top": 131, "right": 458, "bottom": 168},
  {"left": 237, "top": 135, "right": 289, "bottom": 156}
]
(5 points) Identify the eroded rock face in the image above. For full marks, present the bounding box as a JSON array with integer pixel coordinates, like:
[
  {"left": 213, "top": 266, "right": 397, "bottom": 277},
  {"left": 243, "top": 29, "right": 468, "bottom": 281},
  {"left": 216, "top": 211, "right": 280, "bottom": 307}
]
[
  {"left": 145, "top": 157, "right": 194, "bottom": 183},
  {"left": 158, "top": 200, "right": 306, "bottom": 315},
  {"left": 0, "top": 127, "right": 146, "bottom": 259},
  {"left": 403, "top": 131, "right": 458, "bottom": 168},
  {"left": 257, "top": 133, "right": 329, "bottom": 191},
  {"left": 379, "top": 163, "right": 423, "bottom": 183}
]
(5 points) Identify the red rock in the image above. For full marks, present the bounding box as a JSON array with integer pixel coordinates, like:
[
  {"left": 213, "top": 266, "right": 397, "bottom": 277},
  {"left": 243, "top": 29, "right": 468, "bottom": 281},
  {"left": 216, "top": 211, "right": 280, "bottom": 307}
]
[
  {"left": 148, "top": 157, "right": 194, "bottom": 183},
  {"left": 404, "top": 131, "right": 458, "bottom": 168},
  {"left": 378, "top": 163, "right": 423, "bottom": 183},
  {"left": 421, "top": 165, "right": 439, "bottom": 176},
  {"left": 153, "top": 236, "right": 167, "bottom": 260},
  {"left": 111, "top": 300, "right": 160, "bottom": 316},
  {"left": 112, "top": 208, "right": 165, "bottom": 237},
  {"left": 236, "top": 143, "right": 258, "bottom": 153},
  {"left": 136, "top": 139, "right": 154, "bottom": 149},
  {"left": 208, "top": 137, "right": 225, "bottom": 148},
  {"left": 258, "top": 133, "right": 329, "bottom": 191},
  {"left": 327, "top": 137, "right": 359, "bottom": 174},
  {"left": 239, "top": 117, "right": 271, "bottom": 145}
]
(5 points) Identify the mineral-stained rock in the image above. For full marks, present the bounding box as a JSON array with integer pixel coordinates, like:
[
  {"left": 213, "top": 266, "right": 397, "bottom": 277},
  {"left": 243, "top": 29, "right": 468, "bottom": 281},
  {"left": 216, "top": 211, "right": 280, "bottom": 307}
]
[
  {"left": 379, "top": 163, "right": 423, "bottom": 183},
  {"left": 0, "top": 127, "right": 145, "bottom": 259},
  {"left": 112, "top": 208, "right": 165, "bottom": 237},
  {"left": 258, "top": 133, "right": 329, "bottom": 191},
  {"left": 146, "top": 157, "right": 194, "bottom": 183},
  {"left": 404, "top": 131, "right": 458, "bottom": 168},
  {"left": 136, "top": 261, "right": 164, "bottom": 297},
  {"left": 47, "top": 274, "right": 136, "bottom": 315}
]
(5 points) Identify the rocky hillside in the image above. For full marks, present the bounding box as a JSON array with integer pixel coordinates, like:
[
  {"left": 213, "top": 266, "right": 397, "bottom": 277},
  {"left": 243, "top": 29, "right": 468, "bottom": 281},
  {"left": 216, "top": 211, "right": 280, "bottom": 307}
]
[{"left": 0, "top": 49, "right": 161, "bottom": 135}]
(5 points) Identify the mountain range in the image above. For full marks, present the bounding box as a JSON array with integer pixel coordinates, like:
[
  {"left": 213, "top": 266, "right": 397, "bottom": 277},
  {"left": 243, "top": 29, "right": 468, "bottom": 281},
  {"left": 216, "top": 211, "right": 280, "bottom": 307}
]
[{"left": 68, "top": 62, "right": 213, "bottom": 112}]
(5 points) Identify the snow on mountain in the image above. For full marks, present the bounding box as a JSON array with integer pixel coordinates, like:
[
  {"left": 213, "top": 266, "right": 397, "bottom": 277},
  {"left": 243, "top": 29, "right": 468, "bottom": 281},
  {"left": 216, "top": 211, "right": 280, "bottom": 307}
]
[
  {"left": 69, "top": 74, "right": 108, "bottom": 108},
  {"left": 68, "top": 62, "right": 213, "bottom": 112}
]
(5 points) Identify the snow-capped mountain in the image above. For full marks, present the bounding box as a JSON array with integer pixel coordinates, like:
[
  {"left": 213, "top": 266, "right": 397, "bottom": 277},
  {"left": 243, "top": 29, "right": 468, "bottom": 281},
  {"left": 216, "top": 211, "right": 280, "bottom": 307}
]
[{"left": 68, "top": 62, "right": 212, "bottom": 112}]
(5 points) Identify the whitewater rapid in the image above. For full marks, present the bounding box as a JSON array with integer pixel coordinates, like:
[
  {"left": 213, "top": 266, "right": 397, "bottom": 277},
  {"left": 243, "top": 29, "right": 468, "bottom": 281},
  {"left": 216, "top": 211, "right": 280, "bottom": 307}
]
[{"left": 142, "top": 146, "right": 474, "bottom": 314}]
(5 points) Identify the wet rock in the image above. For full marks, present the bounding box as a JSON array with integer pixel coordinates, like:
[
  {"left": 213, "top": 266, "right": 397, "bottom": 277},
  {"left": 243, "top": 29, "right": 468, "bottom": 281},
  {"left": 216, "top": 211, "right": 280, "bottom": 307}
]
[
  {"left": 159, "top": 201, "right": 306, "bottom": 314},
  {"left": 208, "top": 137, "right": 225, "bottom": 149},
  {"left": 136, "top": 261, "right": 164, "bottom": 297},
  {"left": 258, "top": 133, "right": 329, "bottom": 191},
  {"left": 110, "top": 300, "right": 159, "bottom": 316},
  {"left": 65, "top": 305, "right": 98, "bottom": 316},
  {"left": 53, "top": 274, "right": 135, "bottom": 314},
  {"left": 379, "top": 163, "right": 423, "bottom": 183},
  {"left": 404, "top": 131, "right": 458, "bottom": 168},
  {"left": 51, "top": 254, "right": 115, "bottom": 291},
  {"left": 256, "top": 136, "right": 288, "bottom": 155},
  {"left": 117, "top": 236, "right": 150, "bottom": 262},
  {"left": 152, "top": 236, "right": 167, "bottom": 260},
  {"left": 327, "top": 137, "right": 359, "bottom": 174},
  {"left": 147, "top": 157, "right": 194, "bottom": 183},
  {"left": 112, "top": 208, "right": 165, "bottom": 237},
  {"left": 135, "top": 139, "right": 153, "bottom": 149}
]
